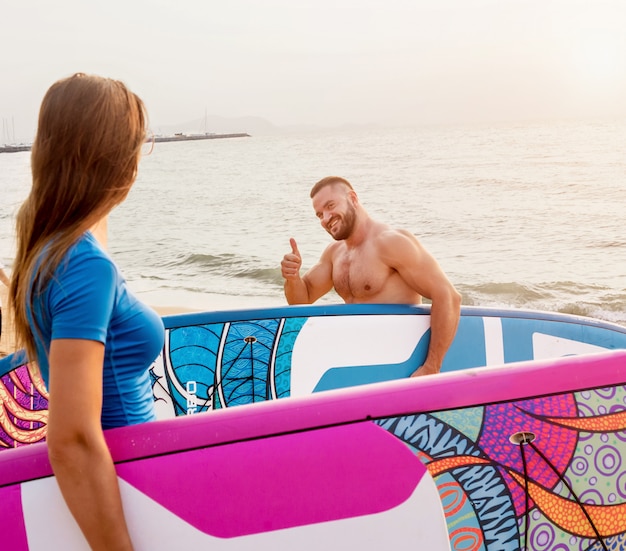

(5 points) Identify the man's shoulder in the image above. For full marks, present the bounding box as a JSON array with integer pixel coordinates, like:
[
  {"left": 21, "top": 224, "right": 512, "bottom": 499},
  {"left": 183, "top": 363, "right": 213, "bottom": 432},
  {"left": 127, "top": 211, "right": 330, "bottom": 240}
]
[
  {"left": 374, "top": 226, "right": 419, "bottom": 246},
  {"left": 372, "top": 227, "right": 426, "bottom": 267}
]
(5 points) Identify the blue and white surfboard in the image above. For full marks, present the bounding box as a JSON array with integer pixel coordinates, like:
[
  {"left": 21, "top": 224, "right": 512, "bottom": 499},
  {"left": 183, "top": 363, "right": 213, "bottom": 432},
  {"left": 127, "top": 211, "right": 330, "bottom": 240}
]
[{"left": 2, "top": 304, "right": 626, "bottom": 430}]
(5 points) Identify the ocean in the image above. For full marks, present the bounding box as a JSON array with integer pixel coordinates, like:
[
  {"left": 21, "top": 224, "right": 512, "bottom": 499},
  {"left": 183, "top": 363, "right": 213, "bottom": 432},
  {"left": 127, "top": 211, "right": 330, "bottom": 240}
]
[{"left": 1, "top": 120, "right": 625, "bottom": 325}]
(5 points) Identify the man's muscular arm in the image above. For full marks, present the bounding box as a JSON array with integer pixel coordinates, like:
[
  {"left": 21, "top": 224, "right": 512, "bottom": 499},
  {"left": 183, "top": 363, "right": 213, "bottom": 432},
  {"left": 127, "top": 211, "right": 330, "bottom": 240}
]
[
  {"left": 378, "top": 230, "right": 461, "bottom": 375},
  {"left": 415, "top": 284, "right": 461, "bottom": 376}
]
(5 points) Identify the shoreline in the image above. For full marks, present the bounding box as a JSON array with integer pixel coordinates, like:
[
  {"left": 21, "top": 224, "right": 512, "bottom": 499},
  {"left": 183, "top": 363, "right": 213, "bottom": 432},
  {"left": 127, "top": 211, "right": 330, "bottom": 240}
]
[
  {"left": 0, "top": 133, "right": 251, "bottom": 155},
  {"left": 133, "top": 287, "right": 286, "bottom": 314}
]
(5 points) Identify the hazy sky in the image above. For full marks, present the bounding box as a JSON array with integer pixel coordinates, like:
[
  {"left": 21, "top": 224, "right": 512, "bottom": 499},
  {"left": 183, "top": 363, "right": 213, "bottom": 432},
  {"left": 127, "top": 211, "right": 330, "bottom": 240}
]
[{"left": 2, "top": 0, "right": 626, "bottom": 141}]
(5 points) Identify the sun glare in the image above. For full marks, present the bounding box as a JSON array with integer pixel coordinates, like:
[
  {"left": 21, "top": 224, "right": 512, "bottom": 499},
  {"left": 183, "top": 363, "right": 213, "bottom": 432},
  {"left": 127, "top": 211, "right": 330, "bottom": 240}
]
[{"left": 571, "top": 31, "right": 625, "bottom": 85}]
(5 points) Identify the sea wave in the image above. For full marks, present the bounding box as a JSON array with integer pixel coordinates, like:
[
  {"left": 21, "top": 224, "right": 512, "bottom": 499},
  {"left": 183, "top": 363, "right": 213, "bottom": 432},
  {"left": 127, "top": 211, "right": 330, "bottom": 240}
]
[
  {"left": 459, "top": 281, "right": 549, "bottom": 306},
  {"left": 152, "top": 252, "right": 283, "bottom": 288},
  {"left": 588, "top": 240, "right": 626, "bottom": 249},
  {"left": 160, "top": 253, "right": 277, "bottom": 277},
  {"left": 161, "top": 253, "right": 240, "bottom": 270},
  {"left": 151, "top": 260, "right": 626, "bottom": 325},
  {"left": 460, "top": 281, "right": 626, "bottom": 326}
]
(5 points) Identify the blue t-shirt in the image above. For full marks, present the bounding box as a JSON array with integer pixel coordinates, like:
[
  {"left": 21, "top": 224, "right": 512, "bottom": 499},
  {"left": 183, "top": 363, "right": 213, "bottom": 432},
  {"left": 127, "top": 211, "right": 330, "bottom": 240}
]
[{"left": 30, "top": 232, "right": 164, "bottom": 429}]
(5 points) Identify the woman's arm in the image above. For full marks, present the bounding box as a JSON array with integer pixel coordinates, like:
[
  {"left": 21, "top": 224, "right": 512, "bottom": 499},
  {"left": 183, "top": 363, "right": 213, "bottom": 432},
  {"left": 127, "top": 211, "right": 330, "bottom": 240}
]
[{"left": 47, "top": 338, "right": 134, "bottom": 551}]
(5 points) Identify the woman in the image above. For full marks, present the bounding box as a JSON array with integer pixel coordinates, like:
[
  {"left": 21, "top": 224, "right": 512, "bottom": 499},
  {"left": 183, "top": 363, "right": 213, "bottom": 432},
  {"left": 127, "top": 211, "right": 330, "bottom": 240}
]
[{"left": 9, "top": 73, "right": 163, "bottom": 550}]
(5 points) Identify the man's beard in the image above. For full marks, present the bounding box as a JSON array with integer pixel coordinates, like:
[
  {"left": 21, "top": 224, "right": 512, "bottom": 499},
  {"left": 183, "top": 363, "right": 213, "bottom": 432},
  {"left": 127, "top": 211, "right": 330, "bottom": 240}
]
[{"left": 328, "top": 203, "right": 356, "bottom": 241}]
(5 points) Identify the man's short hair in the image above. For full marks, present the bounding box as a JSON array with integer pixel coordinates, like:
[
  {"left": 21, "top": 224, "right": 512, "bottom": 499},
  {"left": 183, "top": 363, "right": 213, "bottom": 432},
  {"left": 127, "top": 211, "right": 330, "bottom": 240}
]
[{"left": 310, "top": 176, "right": 354, "bottom": 198}]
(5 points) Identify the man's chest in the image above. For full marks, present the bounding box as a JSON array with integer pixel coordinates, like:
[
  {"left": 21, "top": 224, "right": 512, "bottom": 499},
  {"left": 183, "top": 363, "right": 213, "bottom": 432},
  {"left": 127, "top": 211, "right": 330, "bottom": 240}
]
[{"left": 331, "top": 252, "right": 391, "bottom": 300}]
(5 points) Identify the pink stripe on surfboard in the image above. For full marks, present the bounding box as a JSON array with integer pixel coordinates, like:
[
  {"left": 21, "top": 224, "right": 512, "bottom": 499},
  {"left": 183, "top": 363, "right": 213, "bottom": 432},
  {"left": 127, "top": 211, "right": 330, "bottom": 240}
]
[
  {"left": 0, "top": 486, "right": 29, "bottom": 550},
  {"left": 116, "top": 422, "right": 424, "bottom": 537}
]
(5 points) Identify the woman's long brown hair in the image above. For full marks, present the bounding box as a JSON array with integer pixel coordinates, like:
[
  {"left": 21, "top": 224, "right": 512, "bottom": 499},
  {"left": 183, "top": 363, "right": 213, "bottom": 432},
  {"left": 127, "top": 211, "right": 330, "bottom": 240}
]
[{"left": 9, "top": 73, "right": 147, "bottom": 362}]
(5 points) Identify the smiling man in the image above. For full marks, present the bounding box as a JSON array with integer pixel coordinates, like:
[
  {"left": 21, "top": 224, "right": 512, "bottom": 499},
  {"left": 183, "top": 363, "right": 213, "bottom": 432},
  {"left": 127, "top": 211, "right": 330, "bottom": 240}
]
[{"left": 281, "top": 176, "right": 462, "bottom": 376}]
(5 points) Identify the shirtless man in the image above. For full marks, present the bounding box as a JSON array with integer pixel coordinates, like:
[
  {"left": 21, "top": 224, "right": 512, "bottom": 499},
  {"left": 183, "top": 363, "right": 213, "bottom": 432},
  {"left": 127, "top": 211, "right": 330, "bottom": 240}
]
[{"left": 281, "top": 176, "right": 461, "bottom": 376}]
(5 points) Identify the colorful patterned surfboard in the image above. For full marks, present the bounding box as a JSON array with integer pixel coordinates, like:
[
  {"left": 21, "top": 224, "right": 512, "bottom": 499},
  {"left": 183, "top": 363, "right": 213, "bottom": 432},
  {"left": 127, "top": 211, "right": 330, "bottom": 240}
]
[{"left": 1, "top": 349, "right": 626, "bottom": 549}]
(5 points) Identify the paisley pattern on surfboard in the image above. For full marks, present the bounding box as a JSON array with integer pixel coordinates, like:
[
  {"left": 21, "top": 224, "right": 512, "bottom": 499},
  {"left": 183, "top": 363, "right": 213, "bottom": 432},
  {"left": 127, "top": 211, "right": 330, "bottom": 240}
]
[
  {"left": 377, "top": 383, "right": 626, "bottom": 550},
  {"left": 0, "top": 364, "right": 48, "bottom": 449}
]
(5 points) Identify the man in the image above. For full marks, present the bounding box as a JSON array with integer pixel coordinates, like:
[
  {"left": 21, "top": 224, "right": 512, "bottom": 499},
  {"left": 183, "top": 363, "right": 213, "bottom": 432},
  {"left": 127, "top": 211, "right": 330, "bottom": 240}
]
[{"left": 281, "top": 176, "right": 461, "bottom": 376}]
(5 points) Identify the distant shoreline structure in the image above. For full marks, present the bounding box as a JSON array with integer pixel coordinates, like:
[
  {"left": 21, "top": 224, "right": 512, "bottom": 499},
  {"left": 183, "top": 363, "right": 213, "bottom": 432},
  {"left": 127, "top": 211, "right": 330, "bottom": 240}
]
[
  {"left": 0, "top": 132, "right": 251, "bottom": 154},
  {"left": 152, "top": 132, "right": 250, "bottom": 144},
  {"left": 0, "top": 144, "right": 31, "bottom": 154}
]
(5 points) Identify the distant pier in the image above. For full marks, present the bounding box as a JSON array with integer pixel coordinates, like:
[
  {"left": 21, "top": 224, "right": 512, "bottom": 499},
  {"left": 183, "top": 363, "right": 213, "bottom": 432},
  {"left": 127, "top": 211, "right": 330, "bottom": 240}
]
[
  {"left": 0, "top": 132, "right": 250, "bottom": 154},
  {"left": 0, "top": 144, "right": 31, "bottom": 154},
  {"left": 152, "top": 132, "right": 250, "bottom": 144}
]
